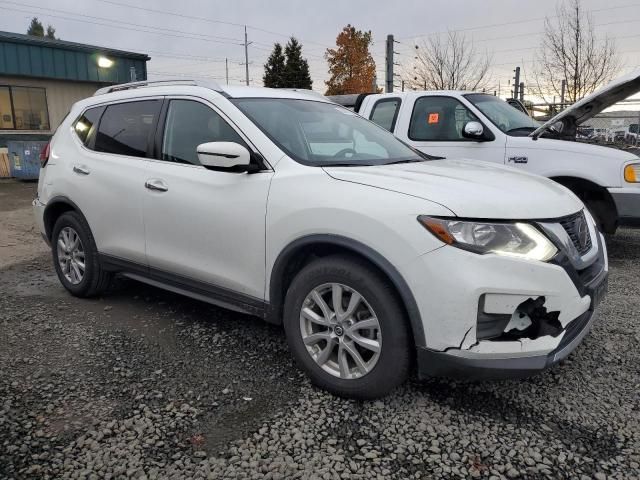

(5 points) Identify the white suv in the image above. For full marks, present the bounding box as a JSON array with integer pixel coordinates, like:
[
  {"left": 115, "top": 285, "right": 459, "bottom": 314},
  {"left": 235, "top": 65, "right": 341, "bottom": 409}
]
[{"left": 34, "top": 80, "right": 608, "bottom": 399}]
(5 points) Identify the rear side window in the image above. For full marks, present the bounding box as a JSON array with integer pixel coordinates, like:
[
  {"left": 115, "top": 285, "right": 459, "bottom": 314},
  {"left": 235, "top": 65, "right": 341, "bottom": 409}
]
[
  {"left": 409, "top": 96, "right": 479, "bottom": 141},
  {"left": 369, "top": 98, "right": 401, "bottom": 132},
  {"left": 161, "top": 99, "right": 246, "bottom": 165},
  {"left": 95, "top": 100, "right": 161, "bottom": 158},
  {"left": 73, "top": 107, "right": 101, "bottom": 145}
]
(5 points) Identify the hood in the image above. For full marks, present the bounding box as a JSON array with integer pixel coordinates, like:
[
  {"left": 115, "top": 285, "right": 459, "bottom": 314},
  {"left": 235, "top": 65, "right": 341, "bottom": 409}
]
[
  {"left": 323, "top": 159, "right": 584, "bottom": 219},
  {"left": 531, "top": 69, "right": 640, "bottom": 139}
]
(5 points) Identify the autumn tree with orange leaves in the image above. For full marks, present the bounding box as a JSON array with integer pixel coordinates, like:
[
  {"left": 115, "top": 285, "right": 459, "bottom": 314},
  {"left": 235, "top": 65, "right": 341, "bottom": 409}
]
[{"left": 325, "top": 25, "right": 377, "bottom": 95}]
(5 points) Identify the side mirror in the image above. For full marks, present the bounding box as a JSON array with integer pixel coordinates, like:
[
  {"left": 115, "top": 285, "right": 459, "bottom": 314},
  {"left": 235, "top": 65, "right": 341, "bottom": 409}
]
[
  {"left": 550, "top": 121, "right": 564, "bottom": 133},
  {"left": 196, "top": 142, "right": 255, "bottom": 172},
  {"left": 462, "top": 121, "right": 485, "bottom": 140}
]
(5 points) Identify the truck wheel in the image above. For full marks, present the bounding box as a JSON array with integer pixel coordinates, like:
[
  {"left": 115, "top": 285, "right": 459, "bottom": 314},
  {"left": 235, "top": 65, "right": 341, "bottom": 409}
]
[
  {"left": 283, "top": 255, "right": 411, "bottom": 399},
  {"left": 51, "top": 211, "right": 112, "bottom": 297}
]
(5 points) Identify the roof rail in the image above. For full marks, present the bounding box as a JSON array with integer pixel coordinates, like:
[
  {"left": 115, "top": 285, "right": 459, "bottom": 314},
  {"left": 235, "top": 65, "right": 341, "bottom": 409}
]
[{"left": 93, "top": 78, "right": 223, "bottom": 96}]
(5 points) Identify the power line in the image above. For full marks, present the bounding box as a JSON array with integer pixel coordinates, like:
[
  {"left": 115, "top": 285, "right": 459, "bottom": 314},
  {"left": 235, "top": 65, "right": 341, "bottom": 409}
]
[
  {"left": 97, "top": 0, "right": 333, "bottom": 49},
  {"left": 397, "top": 2, "right": 640, "bottom": 41},
  {"left": 0, "top": 3, "right": 244, "bottom": 45}
]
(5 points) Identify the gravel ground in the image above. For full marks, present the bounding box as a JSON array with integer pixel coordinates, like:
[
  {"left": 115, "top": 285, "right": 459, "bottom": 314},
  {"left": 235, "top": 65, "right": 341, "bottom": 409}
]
[{"left": 1, "top": 179, "right": 639, "bottom": 480}]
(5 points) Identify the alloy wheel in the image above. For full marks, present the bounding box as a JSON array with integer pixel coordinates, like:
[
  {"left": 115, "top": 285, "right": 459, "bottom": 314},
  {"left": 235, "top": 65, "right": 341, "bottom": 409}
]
[
  {"left": 299, "top": 283, "right": 382, "bottom": 379},
  {"left": 56, "top": 226, "right": 86, "bottom": 285}
]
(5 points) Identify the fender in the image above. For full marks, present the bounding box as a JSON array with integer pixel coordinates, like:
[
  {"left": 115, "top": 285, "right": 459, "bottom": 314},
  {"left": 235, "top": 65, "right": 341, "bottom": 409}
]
[
  {"left": 42, "top": 195, "right": 85, "bottom": 240},
  {"left": 269, "top": 234, "right": 426, "bottom": 347}
]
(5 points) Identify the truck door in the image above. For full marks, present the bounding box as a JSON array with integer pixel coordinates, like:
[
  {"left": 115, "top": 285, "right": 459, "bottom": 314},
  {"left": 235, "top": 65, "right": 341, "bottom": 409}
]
[{"left": 394, "top": 95, "right": 506, "bottom": 163}]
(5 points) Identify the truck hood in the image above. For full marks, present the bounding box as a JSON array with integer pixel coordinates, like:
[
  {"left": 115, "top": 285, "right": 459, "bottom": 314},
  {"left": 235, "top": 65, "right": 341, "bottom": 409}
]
[
  {"left": 323, "top": 159, "right": 583, "bottom": 219},
  {"left": 531, "top": 69, "right": 640, "bottom": 138}
]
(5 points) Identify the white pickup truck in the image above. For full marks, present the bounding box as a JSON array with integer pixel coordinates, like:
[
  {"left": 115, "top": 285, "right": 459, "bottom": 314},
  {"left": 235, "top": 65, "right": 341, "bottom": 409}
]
[{"left": 356, "top": 71, "right": 640, "bottom": 233}]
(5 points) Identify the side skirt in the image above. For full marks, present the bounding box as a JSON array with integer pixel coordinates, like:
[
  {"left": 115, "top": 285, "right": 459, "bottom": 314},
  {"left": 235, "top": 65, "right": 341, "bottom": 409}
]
[{"left": 100, "top": 254, "right": 271, "bottom": 319}]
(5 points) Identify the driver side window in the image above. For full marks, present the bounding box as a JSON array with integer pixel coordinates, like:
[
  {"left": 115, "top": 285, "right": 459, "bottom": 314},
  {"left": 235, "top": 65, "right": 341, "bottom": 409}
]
[
  {"left": 409, "top": 96, "right": 479, "bottom": 141},
  {"left": 161, "top": 100, "right": 246, "bottom": 165}
]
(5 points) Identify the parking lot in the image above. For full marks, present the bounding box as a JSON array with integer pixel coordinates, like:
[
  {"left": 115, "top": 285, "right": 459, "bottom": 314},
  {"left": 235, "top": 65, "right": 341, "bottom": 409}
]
[{"left": 0, "top": 178, "right": 639, "bottom": 480}]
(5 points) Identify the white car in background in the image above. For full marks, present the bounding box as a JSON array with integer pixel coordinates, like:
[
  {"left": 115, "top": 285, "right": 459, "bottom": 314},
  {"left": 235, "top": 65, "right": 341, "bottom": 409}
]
[
  {"left": 359, "top": 70, "right": 640, "bottom": 233},
  {"left": 34, "top": 80, "right": 607, "bottom": 398}
]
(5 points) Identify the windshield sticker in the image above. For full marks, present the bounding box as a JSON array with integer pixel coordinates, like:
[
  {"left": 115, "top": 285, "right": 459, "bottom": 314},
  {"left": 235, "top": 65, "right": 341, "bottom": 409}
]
[{"left": 428, "top": 113, "right": 440, "bottom": 124}]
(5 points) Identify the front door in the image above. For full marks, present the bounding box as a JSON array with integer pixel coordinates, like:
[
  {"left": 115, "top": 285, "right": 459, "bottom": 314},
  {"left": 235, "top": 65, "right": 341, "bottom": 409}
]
[
  {"left": 397, "top": 95, "right": 506, "bottom": 163},
  {"left": 142, "top": 98, "right": 273, "bottom": 300}
]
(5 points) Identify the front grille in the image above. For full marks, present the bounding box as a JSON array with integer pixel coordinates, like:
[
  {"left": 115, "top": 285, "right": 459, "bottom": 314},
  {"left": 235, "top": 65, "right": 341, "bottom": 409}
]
[{"left": 559, "top": 210, "right": 592, "bottom": 256}]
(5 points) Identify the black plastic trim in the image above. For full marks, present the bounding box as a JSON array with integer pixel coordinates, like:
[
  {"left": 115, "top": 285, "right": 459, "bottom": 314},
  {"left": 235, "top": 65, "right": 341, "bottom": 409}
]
[
  {"left": 269, "top": 234, "right": 426, "bottom": 347},
  {"left": 99, "top": 253, "right": 269, "bottom": 318}
]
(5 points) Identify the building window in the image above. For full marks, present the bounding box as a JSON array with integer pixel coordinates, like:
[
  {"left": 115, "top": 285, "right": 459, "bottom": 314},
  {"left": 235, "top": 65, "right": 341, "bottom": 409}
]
[{"left": 0, "top": 86, "right": 50, "bottom": 131}]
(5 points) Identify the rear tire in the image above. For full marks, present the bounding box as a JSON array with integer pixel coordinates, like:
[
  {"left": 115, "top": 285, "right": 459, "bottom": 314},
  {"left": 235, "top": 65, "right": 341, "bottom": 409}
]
[
  {"left": 283, "top": 255, "right": 411, "bottom": 400},
  {"left": 51, "top": 211, "right": 111, "bottom": 297}
]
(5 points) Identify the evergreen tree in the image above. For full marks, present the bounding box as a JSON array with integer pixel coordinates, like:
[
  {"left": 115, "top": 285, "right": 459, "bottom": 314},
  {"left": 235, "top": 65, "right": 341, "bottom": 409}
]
[
  {"left": 27, "top": 17, "right": 45, "bottom": 37},
  {"left": 283, "top": 37, "right": 312, "bottom": 89},
  {"left": 27, "top": 17, "right": 57, "bottom": 39},
  {"left": 263, "top": 43, "right": 286, "bottom": 88}
]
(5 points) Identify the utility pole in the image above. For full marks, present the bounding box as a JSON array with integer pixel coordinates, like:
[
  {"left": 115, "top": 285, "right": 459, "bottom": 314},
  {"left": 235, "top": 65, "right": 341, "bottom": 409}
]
[
  {"left": 225, "top": 58, "right": 229, "bottom": 85},
  {"left": 244, "top": 26, "right": 252, "bottom": 86},
  {"left": 519, "top": 82, "right": 524, "bottom": 102},
  {"left": 560, "top": 79, "right": 566, "bottom": 108},
  {"left": 371, "top": 74, "right": 377, "bottom": 93},
  {"left": 385, "top": 34, "right": 394, "bottom": 93},
  {"left": 513, "top": 67, "right": 520, "bottom": 99}
]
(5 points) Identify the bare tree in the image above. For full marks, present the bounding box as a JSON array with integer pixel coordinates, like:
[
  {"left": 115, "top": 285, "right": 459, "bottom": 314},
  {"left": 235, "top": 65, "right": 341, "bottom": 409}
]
[
  {"left": 405, "top": 31, "right": 492, "bottom": 91},
  {"left": 534, "top": 0, "right": 620, "bottom": 103}
]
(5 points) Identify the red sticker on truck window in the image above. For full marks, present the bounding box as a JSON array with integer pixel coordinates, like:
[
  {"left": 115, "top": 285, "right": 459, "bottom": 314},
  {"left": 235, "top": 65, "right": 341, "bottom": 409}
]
[{"left": 428, "top": 113, "right": 439, "bottom": 124}]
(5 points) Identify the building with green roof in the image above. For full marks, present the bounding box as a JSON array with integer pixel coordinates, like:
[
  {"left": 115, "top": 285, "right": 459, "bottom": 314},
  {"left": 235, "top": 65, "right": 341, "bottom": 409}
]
[{"left": 0, "top": 31, "right": 149, "bottom": 146}]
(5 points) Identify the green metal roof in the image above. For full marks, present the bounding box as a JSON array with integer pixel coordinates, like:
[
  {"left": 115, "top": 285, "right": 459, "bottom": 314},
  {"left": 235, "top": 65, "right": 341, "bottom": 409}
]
[{"left": 0, "top": 31, "right": 149, "bottom": 84}]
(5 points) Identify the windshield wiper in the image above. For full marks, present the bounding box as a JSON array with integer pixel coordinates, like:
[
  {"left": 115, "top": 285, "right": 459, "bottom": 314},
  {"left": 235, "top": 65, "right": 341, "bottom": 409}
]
[
  {"left": 320, "top": 162, "right": 375, "bottom": 167},
  {"left": 506, "top": 126, "right": 536, "bottom": 133},
  {"left": 384, "top": 158, "right": 427, "bottom": 165}
]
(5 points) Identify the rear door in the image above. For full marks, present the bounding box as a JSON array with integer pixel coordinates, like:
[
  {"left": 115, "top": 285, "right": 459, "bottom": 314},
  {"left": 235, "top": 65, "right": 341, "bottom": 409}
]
[
  {"left": 142, "top": 96, "right": 273, "bottom": 300},
  {"left": 67, "top": 99, "right": 161, "bottom": 264},
  {"left": 395, "top": 95, "right": 505, "bottom": 162}
]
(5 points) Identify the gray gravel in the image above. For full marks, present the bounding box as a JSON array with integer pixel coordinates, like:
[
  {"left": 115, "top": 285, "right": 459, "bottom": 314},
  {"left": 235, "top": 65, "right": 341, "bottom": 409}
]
[{"left": 1, "top": 181, "right": 639, "bottom": 479}]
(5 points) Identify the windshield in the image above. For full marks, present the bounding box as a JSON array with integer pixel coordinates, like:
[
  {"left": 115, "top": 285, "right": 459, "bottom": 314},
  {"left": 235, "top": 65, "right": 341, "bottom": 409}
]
[
  {"left": 465, "top": 94, "right": 539, "bottom": 136},
  {"left": 232, "top": 98, "right": 429, "bottom": 166}
]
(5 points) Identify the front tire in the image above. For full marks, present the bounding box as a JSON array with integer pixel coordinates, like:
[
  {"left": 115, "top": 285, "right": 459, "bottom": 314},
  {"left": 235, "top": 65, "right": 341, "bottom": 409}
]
[
  {"left": 51, "top": 211, "right": 111, "bottom": 297},
  {"left": 283, "top": 255, "right": 411, "bottom": 399}
]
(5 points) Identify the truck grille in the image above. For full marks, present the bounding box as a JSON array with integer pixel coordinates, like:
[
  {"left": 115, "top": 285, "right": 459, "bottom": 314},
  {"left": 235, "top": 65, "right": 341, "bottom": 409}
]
[{"left": 560, "top": 210, "right": 592, "bottom": 256}]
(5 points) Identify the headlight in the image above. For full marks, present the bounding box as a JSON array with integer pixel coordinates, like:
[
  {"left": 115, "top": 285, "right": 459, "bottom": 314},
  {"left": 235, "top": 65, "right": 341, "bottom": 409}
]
[
  {"left": 418, "top": 216, "right": 558, "bottom": 262},
  {"left": 624, "top": 163, "right": 640, "bottom": 183}
]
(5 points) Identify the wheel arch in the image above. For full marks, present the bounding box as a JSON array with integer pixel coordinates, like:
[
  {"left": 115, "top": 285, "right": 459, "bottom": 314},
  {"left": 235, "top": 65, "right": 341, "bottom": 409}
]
[
  {"left": 268, "top": 234, "right": 426, "bottom": 347},
  {"left": 43, "top": 196, "right": 85, "bottom": 241},
  {"left": 550, "top": 176, "right": 618, "bottom": 233}
]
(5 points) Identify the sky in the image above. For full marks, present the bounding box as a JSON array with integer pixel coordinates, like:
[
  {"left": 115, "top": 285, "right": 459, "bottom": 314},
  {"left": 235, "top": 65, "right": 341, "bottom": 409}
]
[{"left": 1, "top": 0, "right": 639, "bottom": 100}]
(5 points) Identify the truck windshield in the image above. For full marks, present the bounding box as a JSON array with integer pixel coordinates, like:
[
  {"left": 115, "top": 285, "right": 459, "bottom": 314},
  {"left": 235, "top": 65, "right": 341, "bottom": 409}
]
[
  {"left": 465, "top": 94, "right": 539, "bottom": 136},
  {"left": 232, "top": 98, "right": 430, "bottom": 166}
]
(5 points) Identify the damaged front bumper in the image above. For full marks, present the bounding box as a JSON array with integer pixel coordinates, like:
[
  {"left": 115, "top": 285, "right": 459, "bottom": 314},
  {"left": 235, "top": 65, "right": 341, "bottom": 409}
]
[
  {"left": 409, "top": 217, "right": 608, "bottom": 380},
  {"left": 416, "top": 308, "right": 597, "bottom": 379}
]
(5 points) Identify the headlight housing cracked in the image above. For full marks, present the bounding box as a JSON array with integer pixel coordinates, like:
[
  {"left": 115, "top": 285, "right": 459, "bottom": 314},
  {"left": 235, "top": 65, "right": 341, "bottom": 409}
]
[{"left": 418, "top": 216, "right": 558, "bottom": 262}]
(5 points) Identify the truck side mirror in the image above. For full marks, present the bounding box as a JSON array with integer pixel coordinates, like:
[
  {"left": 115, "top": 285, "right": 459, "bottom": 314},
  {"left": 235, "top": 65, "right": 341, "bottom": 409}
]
[{"left": 462, "top": 121, "right": 485, "bottom": 140}]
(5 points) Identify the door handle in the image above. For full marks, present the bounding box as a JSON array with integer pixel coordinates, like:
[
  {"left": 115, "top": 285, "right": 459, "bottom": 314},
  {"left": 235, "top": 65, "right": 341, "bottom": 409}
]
[
  {"left": 145, "top": 179, "right": 169, "bottom": 192},
  {"left": 73, "top": 165, "right": 90, "bottom": 175}
]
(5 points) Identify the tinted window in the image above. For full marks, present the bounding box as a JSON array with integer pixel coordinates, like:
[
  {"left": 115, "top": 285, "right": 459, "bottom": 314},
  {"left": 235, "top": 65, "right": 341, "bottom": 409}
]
[
  {"left": 0, "top": 86, "right": 50, "bottom": 130},
  {"left": 73, "top": 107, "right": 101, "bottom": 145},
  {"left": 95, "top": 101, "right": 161, "bottom": 157},
  {"left": 409, "top": 96, "right": 479, "bottom": 141},
  {"left": 161, "top": 100, "right": 246, "bottom": 165},
  {"left": 370, "top": 98, "right": 401, "bottom": 132}
]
